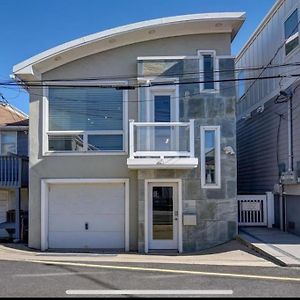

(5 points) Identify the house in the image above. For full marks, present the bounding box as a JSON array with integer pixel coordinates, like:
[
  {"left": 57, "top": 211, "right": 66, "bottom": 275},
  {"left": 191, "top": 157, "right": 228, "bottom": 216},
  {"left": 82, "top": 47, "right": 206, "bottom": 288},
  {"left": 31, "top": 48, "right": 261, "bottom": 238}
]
[
  {"left": 0, "top": 103, "right": 29, "bottom": 242},
  {"left": 13, "top": 12, "right": 245, "bottom": 252},
  {"left": 236, "top": 0, "right": 300, "bottom": 235}
]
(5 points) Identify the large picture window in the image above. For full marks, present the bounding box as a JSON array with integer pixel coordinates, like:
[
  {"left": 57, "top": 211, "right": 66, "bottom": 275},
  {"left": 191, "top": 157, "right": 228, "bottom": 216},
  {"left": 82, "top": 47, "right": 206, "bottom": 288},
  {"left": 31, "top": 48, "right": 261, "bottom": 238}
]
[
  {"left": 200, "top": 126, "right": 221, "bottom": 188},
  {"left": 45, "top": 84, "right": 127, "bottom": 153}
]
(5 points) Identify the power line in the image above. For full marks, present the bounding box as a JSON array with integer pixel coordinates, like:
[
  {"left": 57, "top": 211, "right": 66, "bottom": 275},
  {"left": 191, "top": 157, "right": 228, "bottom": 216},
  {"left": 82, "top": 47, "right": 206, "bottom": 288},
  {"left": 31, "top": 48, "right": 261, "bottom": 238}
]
[
  {"left": 3, "top": 73, "right": 300, "bottom": 89},
  {"left": 7, "top": 61, "right": 300, "bottom": 85}
]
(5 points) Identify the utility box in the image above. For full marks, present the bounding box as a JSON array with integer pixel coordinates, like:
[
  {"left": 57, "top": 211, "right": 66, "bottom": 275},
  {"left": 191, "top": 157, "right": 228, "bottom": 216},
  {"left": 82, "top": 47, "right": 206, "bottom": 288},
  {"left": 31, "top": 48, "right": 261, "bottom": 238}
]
[
  {"left": 183, "top": 214, "right": 197, "bottom": 226},
  {"left": 280, "top": 171, "right": 297, "bottom": 185}
]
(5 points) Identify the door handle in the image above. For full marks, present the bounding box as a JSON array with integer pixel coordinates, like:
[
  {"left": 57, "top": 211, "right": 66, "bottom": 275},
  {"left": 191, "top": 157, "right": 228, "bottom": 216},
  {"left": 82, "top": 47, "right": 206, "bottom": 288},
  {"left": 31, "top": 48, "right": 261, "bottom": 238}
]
[{"left": 85, "top": 222, "right": 89, "bottom": 230}]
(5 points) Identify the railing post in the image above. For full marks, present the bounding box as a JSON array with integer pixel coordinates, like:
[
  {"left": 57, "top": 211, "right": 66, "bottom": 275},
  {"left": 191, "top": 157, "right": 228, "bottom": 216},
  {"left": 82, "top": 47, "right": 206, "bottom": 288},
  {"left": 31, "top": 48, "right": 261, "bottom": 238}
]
[
  {"left": 129, "top": 120, "right": 135, "bottom": 159},
  {"left": 189, "top": 119, "right": 195, "bottom": 158}
]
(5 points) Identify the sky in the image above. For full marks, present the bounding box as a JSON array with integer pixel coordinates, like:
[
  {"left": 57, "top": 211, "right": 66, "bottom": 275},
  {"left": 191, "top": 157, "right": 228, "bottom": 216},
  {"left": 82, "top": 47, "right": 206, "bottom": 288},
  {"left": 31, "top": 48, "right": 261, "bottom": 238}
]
[{"left": 0, "top": 0, "right": 275, "bottom": 114}]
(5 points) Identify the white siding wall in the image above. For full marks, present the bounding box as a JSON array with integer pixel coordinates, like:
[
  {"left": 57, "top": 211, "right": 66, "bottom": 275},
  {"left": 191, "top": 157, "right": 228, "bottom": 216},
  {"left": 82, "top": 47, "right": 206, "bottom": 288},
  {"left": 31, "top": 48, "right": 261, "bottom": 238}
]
[{"left": 236, "top": 0, "right": 300, "bottom": 118}]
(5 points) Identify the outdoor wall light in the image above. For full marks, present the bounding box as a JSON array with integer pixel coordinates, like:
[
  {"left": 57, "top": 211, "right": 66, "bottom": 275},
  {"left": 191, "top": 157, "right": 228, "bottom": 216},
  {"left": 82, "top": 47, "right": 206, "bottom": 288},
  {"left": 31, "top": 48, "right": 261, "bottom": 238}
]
[{"left": 223, "top": 146, "right": 235, "bottom": 155}]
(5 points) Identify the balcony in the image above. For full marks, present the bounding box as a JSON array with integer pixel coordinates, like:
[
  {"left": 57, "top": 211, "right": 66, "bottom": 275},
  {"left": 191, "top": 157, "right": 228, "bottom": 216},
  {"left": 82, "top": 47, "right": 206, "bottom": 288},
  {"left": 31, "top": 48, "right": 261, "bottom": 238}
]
[
  {"left": 127, "top": 120, "right": 198, "bottom": 169},
  {"left": 0, "top": 156, "right": 28, "bottom": 188}
]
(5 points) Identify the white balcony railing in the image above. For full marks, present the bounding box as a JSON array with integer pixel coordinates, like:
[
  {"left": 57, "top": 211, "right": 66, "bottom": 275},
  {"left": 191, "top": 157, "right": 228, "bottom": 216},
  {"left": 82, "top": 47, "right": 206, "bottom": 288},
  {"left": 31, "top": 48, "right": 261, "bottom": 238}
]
[{"left": 127, "top": 120, "right": 198, "bottom": 169}]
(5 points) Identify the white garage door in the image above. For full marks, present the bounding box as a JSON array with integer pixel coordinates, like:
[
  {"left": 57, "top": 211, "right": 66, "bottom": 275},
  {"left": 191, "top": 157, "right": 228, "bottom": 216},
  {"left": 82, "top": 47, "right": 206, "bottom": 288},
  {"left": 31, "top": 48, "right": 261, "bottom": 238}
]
[{"left": 48, "top": 182, "right": 125, "bottom": 249}]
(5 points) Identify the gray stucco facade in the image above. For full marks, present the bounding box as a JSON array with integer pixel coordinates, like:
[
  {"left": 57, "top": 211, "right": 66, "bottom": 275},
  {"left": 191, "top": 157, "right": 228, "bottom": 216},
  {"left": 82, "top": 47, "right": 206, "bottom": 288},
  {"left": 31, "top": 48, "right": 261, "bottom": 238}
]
[{"left": 23, "top": 25, "right": 240, "bottom": 252}]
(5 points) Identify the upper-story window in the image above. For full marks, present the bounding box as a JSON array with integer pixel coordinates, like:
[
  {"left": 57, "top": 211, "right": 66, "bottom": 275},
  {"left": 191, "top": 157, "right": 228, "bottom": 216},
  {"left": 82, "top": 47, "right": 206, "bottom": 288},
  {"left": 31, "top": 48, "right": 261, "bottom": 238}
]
[
  {"left": 198, "top": 50, "right": 219, "bottom": 92},
  {"left": 0, "top": 132, "right": 17, "bottom": 155},
  {"left": 285, "top": 9, "right": 299, "bottom": 56},
  {"left": 45, "top": 84, "right": 127, "bottom": 154},
  {"left": 238, "top": 69, "right": 246, "bottom": 99}
]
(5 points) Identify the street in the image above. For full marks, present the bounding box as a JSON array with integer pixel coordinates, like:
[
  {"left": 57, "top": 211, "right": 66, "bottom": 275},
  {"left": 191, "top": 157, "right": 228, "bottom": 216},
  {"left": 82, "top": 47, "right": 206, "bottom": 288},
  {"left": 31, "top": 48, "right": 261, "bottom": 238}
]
[{"left": 0, "top": 260, "right": 300, "bottom": 297}]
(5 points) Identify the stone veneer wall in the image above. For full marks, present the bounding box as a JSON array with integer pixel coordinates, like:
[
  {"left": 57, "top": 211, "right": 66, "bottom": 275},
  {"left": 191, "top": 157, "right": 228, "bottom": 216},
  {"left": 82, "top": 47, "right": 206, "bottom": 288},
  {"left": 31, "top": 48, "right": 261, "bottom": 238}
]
[{"left": 137, "top": 58, "right": 237, "bottom": 253}]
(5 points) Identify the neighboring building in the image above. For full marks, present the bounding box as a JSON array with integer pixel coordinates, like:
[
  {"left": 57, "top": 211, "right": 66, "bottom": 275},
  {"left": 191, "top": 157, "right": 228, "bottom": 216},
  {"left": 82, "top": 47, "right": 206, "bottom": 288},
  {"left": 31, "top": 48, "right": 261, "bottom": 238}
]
[
  {"left": 13, "top": 13, "right": 245, "bottom": 252},
  {"left": 236, "top": 0, "right": 300, "bottom": 235},
  {"left": 0, "top": 104, "right": 29, "bottom": 241}
]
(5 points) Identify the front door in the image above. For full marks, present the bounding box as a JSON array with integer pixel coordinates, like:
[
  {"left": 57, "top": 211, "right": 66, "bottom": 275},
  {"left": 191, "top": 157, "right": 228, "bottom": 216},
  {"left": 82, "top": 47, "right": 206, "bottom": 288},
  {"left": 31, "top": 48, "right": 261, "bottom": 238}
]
[{"left": 148, "top": 182, "right": 178, "bottom": 250}]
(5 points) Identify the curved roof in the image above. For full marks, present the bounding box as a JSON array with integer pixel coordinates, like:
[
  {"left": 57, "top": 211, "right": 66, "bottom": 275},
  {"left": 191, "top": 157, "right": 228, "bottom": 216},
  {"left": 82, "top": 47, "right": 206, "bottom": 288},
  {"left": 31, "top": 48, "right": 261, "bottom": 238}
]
[{"left": 13, "top": 12, "right": 245, "bottom": 81}]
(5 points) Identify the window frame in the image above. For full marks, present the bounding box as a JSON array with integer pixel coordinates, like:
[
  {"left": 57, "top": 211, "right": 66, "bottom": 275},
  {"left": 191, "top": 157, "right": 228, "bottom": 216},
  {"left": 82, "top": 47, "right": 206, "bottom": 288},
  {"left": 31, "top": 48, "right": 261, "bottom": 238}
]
[
  {"left": 198, "top": 50, "right": 220, "bottom": 93},
  {"left": 42, "top": 81, "right": 128, "bottom": 156},
  {"left": 0, "top": 131, "right": 18, "bottom": 155},
  {"left": 200, "top": 126, "right": 221, "bottom": 189},
  {"left": 284, "top": 8, "right": 300, "bottom": 58}
]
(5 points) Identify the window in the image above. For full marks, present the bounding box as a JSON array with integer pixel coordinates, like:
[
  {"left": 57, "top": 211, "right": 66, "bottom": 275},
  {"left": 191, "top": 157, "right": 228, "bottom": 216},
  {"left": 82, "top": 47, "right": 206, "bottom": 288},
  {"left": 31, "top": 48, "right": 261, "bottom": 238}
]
[
  {"left": 0, "top": 132, "right": 17, "bottom": 155},
  {"left": 198, "top": 51, "right": 219, "bottom": 92},
  {"left": 200, "top": 126, "right": 221, "bottom": 188},
  {"left": 45, "top": 85, "right": 127, "bottom": 153},
  {"left": 238, "top": 70, "right": 246, "bottom": 99},
  {"left": 285, "top": 9, "right": 299, "bottom": 56}
]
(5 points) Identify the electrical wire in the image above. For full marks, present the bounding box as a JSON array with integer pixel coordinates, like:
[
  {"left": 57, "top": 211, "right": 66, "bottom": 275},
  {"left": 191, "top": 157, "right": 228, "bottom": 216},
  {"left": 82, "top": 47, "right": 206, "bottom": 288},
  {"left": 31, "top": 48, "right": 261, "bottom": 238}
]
[{"left": 8, "top": 61, "right": 300, "bottom": 85}]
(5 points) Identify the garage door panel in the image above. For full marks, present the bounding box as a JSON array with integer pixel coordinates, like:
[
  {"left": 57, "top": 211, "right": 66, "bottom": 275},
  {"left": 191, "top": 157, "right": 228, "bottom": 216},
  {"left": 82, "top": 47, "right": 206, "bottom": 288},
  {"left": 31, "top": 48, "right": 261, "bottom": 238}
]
[
  {"left": 48, "top": 231, "right": 125, "bottom": 249},
  {"left": 49, "top": 213, "right": 125, "bottom": 232},
  {"left": 49, "top": 184, "right": 125, "bottom": 215},
  {"left": 48, "top": 182, "right": 126, "bottom": 249}
]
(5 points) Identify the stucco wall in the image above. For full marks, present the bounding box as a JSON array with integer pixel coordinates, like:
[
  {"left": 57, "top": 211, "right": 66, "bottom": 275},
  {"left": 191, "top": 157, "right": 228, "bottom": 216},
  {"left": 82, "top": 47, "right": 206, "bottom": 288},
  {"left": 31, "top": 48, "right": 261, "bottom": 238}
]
[{"left": 28, "top": 33, "right": 232, "bottom": 250}]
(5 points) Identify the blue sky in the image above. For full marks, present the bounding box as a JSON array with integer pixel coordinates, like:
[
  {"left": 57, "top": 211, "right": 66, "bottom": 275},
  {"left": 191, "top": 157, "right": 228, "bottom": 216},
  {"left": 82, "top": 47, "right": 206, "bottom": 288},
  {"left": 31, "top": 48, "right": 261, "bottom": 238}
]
[{"left": 0, "top": 0, "right": 275, "bottom": 114}]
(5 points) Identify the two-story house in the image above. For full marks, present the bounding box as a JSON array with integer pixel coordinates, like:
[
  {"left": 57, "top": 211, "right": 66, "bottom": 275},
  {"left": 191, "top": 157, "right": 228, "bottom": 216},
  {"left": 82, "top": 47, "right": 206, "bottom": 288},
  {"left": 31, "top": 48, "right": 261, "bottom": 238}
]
[
  {"left": 236, "top": 0, "right": 300, "bottom": 235},
  {"left": 0, "top": 103, "right": 29, "bottom": 242},
  {"left": 13, "top": 13, "right": 245, "bottom": 252}
]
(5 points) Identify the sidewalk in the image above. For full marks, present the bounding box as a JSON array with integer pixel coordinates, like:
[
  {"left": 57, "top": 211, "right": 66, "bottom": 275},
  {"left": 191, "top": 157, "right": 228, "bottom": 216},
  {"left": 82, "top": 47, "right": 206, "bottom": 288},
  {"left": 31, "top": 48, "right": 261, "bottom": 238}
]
[
  {"left": 0, "top": 240, "right": 275, "bottom": 267},
  {"left": 238, "top": 227, "right": 300, "bottom": 267}
]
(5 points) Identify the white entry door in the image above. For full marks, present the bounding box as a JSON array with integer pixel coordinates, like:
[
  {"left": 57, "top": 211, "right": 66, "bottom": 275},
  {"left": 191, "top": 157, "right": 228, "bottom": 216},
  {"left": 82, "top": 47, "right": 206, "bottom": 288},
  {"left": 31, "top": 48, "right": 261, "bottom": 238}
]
[{"left": 148, "top": 182, "right": 178, "bottom": 250}]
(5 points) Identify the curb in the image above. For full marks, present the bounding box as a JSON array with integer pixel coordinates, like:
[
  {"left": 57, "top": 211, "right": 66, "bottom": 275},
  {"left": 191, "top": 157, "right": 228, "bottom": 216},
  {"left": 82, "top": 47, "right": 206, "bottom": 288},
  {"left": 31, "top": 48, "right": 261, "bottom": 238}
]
[{"left": 236, "top": 235, "right": 287, "bottom": 267}]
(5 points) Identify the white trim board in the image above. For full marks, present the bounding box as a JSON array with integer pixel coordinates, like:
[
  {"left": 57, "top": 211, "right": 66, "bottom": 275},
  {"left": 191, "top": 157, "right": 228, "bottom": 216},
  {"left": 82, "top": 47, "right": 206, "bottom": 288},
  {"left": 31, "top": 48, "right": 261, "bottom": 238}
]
[
  {"left": 144, "top": 179, "right": 183, "bottom": 254},
  {"left": 41, "top": 178, "right": 130, "bottom": 252}
]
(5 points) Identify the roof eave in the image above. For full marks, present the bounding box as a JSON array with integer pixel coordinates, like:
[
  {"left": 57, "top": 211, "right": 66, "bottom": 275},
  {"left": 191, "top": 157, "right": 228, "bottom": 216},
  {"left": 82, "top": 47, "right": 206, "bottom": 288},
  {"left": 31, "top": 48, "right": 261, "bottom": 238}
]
[{"left": 13, "top": 12, "right": 246, "bottom": 81}]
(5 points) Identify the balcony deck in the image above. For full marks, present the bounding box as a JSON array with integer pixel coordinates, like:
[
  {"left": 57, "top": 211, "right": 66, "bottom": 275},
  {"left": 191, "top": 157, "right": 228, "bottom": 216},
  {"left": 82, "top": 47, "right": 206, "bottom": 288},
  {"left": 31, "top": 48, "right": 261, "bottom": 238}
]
[{"left": 127, "top": 120, "right": 198, "bottom": 169}]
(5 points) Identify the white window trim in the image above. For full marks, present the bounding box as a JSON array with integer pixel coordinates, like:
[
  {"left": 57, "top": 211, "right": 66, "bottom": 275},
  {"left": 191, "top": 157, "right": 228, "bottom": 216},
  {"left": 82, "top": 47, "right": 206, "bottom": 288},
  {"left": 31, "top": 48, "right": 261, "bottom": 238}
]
[
  {"left": 0, "top": 131, "right": 18, "bottom": 155},
  {"left": 200, "top": 126, "right": 221, "bottom": 189},
  {"left": 42, "top": 81, "right": 128, "bottom": 156},
  {"left": 283, "top": 5, "right": 300, "bottom": 60},
  {"left": 41, "top": 178, "right": 130, "bottom": 252},
  {"left": 198, "top": 50, "right": 220, "bottom": 93}
]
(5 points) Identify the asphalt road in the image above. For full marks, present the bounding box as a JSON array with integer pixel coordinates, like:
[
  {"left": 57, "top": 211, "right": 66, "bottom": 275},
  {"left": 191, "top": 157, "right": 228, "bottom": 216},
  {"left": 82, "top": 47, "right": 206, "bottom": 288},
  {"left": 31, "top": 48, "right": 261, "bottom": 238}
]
[{"left": 0, "top": 260, "right": 300, "bottom": 297}]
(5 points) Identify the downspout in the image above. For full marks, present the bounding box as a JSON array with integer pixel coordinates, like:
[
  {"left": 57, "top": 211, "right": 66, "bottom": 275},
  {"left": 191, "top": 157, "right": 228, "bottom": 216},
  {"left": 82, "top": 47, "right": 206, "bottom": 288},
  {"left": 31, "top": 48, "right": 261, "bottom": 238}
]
[{"left": 287, "top": 93, "right": 294, "bottom": 173}]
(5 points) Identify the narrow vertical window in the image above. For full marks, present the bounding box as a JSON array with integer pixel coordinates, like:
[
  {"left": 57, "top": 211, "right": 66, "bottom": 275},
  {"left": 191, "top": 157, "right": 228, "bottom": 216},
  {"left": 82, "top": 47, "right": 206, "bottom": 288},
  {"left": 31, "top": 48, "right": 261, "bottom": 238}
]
[
  {"left": 198, "top": 50, "right": 219, "bottom": 92},
  {"left": 201, "top": 126, "right": 221, "bottom": 188},
  {"left": 238, "top": 70, "right": 246, "bottom": 99},
  {"left": 285, "top": 9, "right": 299, "bottom": 56},
  {"left": 203, "top": 55, "right": 214, "bottom": 90}
]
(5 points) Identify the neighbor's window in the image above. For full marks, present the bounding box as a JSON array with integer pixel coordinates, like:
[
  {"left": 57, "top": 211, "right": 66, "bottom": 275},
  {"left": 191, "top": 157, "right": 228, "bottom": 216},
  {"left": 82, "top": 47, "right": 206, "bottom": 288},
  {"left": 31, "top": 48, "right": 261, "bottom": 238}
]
[
  {"left": 47, "top": 86, "right": 124, "bottom": 152},
  {"left": 285, "top": 9, "right": 299, "bottom": 56},
  {"left": 238, "top": 70, "right": 246, "bottom": 99},
  {"left": 200, "top": 126, "right": 221, "bottom": 188},
  {"left": 1, "top": 132, "right": 17, "bottom": 155},
  {"left": 198, "top": 51, "right": 219, "bottom": 92}
]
